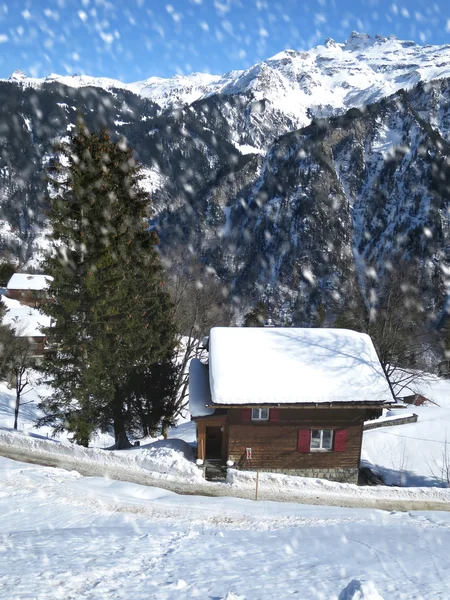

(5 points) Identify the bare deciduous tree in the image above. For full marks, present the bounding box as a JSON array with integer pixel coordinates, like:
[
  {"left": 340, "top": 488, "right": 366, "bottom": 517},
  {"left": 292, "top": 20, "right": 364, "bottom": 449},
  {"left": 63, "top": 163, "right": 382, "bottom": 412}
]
[
  {"left": 163, "top": 251, "right": 232, "bottom": 415},
  {"left": 0, "top": 322, "right": 35, "bottom": 430},
  {"left": 427, "top": 435, "right": 450, "bottom": 487},
  {"left": 335, "top": 265, "right": 434, "bottom": 396},
  {"left": 9, "top": 335, "right": 34, "bottom": 431}
]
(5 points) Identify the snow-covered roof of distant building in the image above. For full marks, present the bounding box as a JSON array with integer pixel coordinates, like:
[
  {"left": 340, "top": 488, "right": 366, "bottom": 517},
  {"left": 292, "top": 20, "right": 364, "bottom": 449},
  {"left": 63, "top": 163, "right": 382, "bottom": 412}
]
[
  {"left": 208, "top": 327, "right": 394, "bottom": 406},
  {"left": 1, "top": 296, "right": 51, "bottom": 337},
  {"left": 189, "top": 358, "right": 215, "bottom": 418},
  {"left": 7, "top": 273, "right": 53, "bottom": 291}
]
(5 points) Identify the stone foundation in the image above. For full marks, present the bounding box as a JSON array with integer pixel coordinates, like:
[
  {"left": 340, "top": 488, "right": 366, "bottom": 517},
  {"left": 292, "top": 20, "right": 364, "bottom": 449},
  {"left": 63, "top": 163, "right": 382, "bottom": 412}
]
[{"left": 246, "top": 467, "right": 359, "bottom": 484}]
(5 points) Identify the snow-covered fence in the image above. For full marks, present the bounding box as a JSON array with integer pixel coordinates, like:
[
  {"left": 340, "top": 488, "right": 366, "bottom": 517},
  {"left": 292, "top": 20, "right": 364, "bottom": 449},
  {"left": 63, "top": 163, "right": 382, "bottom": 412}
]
[{"left": 364, "top": 413, "right": 418, "bottom": 431}]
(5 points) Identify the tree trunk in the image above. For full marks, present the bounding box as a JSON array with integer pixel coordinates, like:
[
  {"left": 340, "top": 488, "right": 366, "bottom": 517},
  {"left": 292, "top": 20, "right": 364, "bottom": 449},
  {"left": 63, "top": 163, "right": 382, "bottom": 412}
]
[
  {"left": 113, "top": 427, "right": 131, "bottom": 449},
  {"left": 112, "top": 389, "right": 131, "bottom": 449},
  {"left": 14, "top": 389, "right": 19, "bottom": 430}
]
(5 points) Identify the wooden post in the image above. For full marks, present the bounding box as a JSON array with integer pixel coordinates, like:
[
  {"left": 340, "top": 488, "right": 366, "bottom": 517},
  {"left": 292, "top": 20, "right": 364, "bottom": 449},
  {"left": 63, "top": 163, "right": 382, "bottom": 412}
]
[
  {"left": 197, "top": 422, "right": 206, "bottom": 461},
  {"left": 255, "top": 470, "right": 259, "bottom": 501}
]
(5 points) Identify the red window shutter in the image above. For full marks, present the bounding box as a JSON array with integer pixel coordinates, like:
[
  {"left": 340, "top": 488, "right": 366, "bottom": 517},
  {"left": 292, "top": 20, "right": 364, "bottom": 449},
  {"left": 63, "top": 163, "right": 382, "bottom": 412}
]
[
  {"left": 270, "top": 408, "right": 280, "bottom": 422},
  {"left": 334, "top": 429, "right": 347, "bottom": 452},
  {"left": 242, "top": 408, "right": 251, "bottom": 423},
  {"left": 297, "top": 430, "right": 311, "bottom": 452}
]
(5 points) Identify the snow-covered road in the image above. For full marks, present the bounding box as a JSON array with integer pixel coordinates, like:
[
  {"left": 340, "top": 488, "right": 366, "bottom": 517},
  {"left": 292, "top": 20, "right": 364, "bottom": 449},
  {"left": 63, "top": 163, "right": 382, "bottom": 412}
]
[
  {"left": 3, "top": 436, "right": 450, "bottom": 512},
  {"left": 2, "top": 456, "right": 450, "bottom": 599}
]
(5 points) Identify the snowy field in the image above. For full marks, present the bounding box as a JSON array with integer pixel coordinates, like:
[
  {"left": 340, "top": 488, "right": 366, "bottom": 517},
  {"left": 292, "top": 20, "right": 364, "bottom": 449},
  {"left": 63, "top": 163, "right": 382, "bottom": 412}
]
[
  {"left": 363, "top": 377, "right": 450, "bottom": 487},
  {"left": 2, "top": 375, "right": 450, "bottom": 596},
  {"left": 3, "top": 455, "right": 450, "bottom": 599}
]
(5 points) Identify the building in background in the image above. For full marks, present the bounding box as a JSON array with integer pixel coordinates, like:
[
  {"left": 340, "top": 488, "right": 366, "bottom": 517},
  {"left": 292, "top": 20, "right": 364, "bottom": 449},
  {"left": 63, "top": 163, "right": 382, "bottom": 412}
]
[{"left": 6, "top": 273, "right": 53, "bottom": 308}]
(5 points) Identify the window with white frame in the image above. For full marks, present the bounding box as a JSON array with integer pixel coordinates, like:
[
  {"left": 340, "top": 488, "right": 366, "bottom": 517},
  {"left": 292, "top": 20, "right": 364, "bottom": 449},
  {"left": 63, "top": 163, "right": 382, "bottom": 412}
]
[
  {"left": 310, "top": 429, "right": 333, "bottom": 451},
  {"left": 251, "top": 408, "right": 269, "bottom": 421}
]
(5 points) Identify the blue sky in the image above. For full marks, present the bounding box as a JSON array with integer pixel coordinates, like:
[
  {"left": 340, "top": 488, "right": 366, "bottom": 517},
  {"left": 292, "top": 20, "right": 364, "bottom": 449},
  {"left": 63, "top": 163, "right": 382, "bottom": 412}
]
[{"left": 0, "top": 0, "right": 449, "bottom": 81}]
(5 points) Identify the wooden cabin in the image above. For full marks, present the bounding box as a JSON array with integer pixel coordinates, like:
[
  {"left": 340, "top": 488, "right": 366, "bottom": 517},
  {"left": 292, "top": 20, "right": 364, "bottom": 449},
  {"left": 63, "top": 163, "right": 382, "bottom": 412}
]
[
  {"left": 6, "top": 273, "right": 53, "bottom": 308},
  {"left": 400, "top": 393, "right": 430, "bottom": 406},
  {"left": 189, "top": 327, "right": 396, "bottom": 483}
]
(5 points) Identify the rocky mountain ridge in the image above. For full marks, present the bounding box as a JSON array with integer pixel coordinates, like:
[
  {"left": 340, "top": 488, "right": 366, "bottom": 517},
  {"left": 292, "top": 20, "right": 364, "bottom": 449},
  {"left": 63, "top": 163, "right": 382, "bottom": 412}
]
[{"left": 7, "top": 32, "right": 450, "bottom": 150}]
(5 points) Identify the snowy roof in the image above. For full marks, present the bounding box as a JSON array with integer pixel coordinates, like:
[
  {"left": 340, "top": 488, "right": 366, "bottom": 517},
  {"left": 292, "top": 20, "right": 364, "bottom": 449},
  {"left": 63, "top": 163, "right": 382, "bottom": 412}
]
[
  {"left": 189, "top": 358, "right": 215, "bottom": 418},
  {"left": 208, "top": 327, "right": 394, "bottom": 405},
  {"left": 1, "top": 296, "right": 51, "bottom": 337},
  {"left": 7, "top": 273, "right": 53, "bottom": 291}
]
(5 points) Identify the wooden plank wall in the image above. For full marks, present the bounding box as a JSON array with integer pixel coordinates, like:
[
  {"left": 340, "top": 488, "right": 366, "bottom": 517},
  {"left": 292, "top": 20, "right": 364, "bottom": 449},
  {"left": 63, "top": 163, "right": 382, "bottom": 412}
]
[
  {"left": 227, "top": 408, "right": 365, "bottom": 469},
  {"left": 6, "top": 289, "right": 48, "bottom": 308}
]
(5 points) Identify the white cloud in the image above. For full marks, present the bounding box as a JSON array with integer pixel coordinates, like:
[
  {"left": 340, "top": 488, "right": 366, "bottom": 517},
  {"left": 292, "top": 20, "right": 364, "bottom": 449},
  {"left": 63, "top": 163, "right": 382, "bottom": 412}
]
[
  {"left": 446, "top": 19, "right": 450, "bottom": 32},
  {"left": 21, "top": 9, "right": 31, "bottom": 19},
  {"left": 0, "top": 33, "right": 8, "bottom": 43},
  {"left": 78, "top": 10, "right": 88, "bottom": 22}
]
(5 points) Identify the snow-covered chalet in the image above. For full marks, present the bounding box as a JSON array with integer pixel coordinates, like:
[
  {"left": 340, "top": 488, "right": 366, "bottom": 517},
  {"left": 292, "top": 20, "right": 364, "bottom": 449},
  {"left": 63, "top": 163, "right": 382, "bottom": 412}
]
[
  {"left": 6, "top": 273, "right": 53, "bottom": 308},
  {"left": 189, "top": 327, "right": 396, "bottom": 483}
]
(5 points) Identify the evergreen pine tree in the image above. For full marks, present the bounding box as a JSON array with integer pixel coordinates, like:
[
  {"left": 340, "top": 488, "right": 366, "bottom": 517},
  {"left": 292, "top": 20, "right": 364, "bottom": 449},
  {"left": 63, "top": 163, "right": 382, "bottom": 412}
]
[
  {"left": 122, "top": 355, "right": 180, "bottom": 439},
  {"left": 37, "top": 120, "right": 177, "bottom": 448},
  {"left": 0, "top": 261, "right": 16, "bottom": 287}
]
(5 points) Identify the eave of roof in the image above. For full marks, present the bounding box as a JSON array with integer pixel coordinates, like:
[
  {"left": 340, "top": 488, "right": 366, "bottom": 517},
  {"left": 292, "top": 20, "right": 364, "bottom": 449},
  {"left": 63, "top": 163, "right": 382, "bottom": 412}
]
[{"left": 206, "top": 402, "right": 400, "bottom": 409}]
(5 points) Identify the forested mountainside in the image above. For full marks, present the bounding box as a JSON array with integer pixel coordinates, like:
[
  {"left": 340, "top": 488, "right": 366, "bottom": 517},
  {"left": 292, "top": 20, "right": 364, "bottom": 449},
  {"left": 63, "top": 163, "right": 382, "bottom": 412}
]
[{"left": 1, "top": 34, "right": 450, "bottom": 325}]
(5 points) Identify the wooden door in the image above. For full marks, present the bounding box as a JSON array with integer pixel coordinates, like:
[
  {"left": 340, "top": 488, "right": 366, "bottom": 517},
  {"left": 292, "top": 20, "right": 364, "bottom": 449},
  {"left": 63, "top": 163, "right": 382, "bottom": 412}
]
[{"left": 205, "top": 426, "right": 223, "bottom": 460}]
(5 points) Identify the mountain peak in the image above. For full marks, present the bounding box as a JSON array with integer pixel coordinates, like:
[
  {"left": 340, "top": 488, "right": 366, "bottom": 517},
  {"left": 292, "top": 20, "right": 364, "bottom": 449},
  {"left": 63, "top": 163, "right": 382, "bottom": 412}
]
[
  {"left": 343, "top": 31, "right": 375, "bottom": 49},
  {"left": 9, "top": 69, "right": 26, "bottom": 81},
  {"left": 324, "top": 37, "right": 339, "bottom": 48}
]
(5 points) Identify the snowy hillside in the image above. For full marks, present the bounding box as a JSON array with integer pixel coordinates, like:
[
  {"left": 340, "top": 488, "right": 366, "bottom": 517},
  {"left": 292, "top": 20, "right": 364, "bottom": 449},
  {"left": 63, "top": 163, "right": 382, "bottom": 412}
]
[{"left": 2, "top": 34, "right": 450, "bottom": 324}]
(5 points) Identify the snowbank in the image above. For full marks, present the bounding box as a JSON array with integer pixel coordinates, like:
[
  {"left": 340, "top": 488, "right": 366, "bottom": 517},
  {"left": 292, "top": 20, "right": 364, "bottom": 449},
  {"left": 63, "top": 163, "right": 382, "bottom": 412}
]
[
  {"left": 226, "top": 467, "right": 450, "bottom": 505},
  {"left": 0, "top": 427, "right": 203, "bottom": 482},
  {"left": 189, "top": 358, "right": 215, "bottom": 417}
]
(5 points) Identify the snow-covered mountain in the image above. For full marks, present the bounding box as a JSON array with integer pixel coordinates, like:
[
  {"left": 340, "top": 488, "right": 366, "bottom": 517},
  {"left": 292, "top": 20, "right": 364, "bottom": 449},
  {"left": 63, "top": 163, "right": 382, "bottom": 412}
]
[
  {"left": 7, "top": 32, "right": 450, "bottom": 147},
  {"left": 1, "top": 33, "right": 450, "bottom": 324}
]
